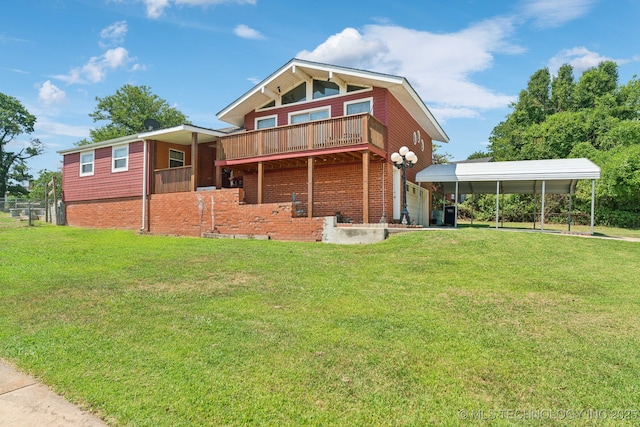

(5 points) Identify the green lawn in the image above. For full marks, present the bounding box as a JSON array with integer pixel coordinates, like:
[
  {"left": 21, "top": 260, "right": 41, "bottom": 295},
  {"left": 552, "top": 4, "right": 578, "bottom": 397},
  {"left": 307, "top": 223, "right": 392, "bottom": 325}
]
[{"left": 1, "top": 218, "right": 639, "bottom": 426}]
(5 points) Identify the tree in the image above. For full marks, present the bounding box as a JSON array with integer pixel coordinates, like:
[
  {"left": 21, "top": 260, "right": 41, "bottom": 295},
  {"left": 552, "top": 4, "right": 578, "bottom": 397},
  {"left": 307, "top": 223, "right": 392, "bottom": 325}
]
[
  {"left": 29, "top": 170, "right": 62, "bottom": 201},
  {"left": 551, "top": 64, "right": 575, "bottom": 113},
  {"left": 0, "top": 93, "right": 44, "bottom": 196},
  {"left": 572, "top": 61, "right": 619, "bottom": 110},
  {"left": 466, "top": 150, "right": 491, "bottom": 160},
  {"left": 86, "top": 84, "right": 189, "bottom": 144}
]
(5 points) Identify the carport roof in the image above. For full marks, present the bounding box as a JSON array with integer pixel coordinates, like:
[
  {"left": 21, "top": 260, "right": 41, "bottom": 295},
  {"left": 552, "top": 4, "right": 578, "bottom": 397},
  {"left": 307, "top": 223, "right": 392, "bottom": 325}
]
[{"left": 415, "top": 158, "right": 600, "bottom": 194}]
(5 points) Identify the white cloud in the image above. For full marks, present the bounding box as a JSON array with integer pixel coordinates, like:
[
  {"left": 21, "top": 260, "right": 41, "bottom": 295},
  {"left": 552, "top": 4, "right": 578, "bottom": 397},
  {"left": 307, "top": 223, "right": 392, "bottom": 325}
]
[
  {"left": 141, "top": 0, "right": 256, "bottom": 19},
  {"left": 547, "top": 46, "right": 632, "bottom": 75},
  {"left": 297, "top": 20, "right": 520, "bottom": 121},
  {"left": 233, "top": 24, "right": 264, "bottom": 40},
  {"left": 54, "top": 47, "right": 132, "bottom": 84},
  {"left": 38, "top": 80, "right": 67, "bottom": 105},
  {"left": 100, "top": 21, "right": 128, "bottom": 47},
  {"left": 523, "top": 0, "right": 596, "bottom": 28}
]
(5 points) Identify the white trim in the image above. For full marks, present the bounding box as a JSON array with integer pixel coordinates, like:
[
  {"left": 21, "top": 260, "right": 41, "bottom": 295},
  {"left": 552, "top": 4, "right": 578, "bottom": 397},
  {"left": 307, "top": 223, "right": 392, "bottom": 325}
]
[
  {"left": 79, "top": 150, "right": 95, "bottom": 177},
  {"left": 169, "top": 148, "right": 185, "bottom": 168},
  {"left": 288, "top": 106, "right": 331, "bottom": 125},
  {"left": 344, "top": 97, "right": 373, "bottom": 116},
  {"left": 111, "top": 144, "right": 129, "bottom": 173},
  {"left": 255, "top": 114, "right": 278, "bottom": 130}
]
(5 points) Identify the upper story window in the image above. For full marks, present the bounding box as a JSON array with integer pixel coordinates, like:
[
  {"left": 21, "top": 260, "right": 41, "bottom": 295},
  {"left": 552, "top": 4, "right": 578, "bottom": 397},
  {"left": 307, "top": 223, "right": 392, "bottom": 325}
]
[
  {"left": 79, "top": 150, "right": 94, "bottom": 177},
  {"left": 313, "top": 80, "right": 339, "bottom": 99},
  {"left": 112, "top": 144, "right": 129, "bottom": 172},
  {"left": 282, "top": 82, "right": 306, "bottom": 105},
  {"left": 256, "top": 115, "right": 277, "bottom": 129},
  {"left": 347, "top": 84, "right": 367, "bottom": 92},
  {"left": 345, "top": 98, "right": 373, "bottom": 115},
  {"left": 290, "top": 107, "right": 330, "bottom": 124},
  {"left": 169, "top": 149, "right": 185, "bottom": 168}
]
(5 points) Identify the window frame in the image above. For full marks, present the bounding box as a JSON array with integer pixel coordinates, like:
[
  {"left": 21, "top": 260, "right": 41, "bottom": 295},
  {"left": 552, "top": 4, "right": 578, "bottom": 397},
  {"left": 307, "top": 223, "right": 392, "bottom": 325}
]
[
  {"left": 79, "top": 150, "right": 95, "bottom": 177},
  {"left": 288, "top": 106, "right": 331, "bottom": 125},
  {"left": 255, "top": 114, "right": 278, "bottom": 130},
  {"left": 168, "top": 149, "right": 186, "bottom": 168},
  {"left": 344, "top": 97, "right": 373, "bottom": 116},
  {"left": 111, "top": 144, "right": 129, "bottom": 173}
]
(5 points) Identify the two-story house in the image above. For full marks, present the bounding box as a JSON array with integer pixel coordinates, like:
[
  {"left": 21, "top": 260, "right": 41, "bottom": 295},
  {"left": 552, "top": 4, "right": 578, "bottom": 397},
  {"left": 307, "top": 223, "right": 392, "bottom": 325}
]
[{"left": 59, "top": 59, "right": 449, "bottom": 241}]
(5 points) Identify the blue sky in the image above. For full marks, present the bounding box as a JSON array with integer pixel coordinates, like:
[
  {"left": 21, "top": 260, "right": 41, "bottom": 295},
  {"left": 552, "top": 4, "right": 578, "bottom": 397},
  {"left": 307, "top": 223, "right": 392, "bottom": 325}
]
[{"left": 2, "top": 0, "right": 639, "bottom": 176}]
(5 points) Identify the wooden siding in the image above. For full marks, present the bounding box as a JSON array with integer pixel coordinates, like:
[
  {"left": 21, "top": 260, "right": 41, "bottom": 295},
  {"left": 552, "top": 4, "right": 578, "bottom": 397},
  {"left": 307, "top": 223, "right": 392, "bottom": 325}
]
[
  {"left": 62, "top": 141, "right": 144, "bottom": 202},
  {"left": 246, "top": 87, "right": 388, "bottom": 130},
  {"left": 218, "top": 114, "right": 385, "bottom": 162},
  {"left": 155, "top": 141, "right": 192, "bottom": 169},
  {"left": 154, "top": 166, "right": 192, "bottom": 194}
]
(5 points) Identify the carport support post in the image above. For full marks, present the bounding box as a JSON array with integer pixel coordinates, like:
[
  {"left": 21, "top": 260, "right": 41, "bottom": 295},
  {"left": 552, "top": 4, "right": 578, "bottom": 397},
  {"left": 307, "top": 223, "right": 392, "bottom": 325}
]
[
  {"left": 568, "top": 191, "right": 573, "bottom": 232},
  {"left": 590, "top": 179, "right": 595, "bottom": 234},
  {"left": 495, "top": 181, "right": 500, "bottom": 229},
  {"left": 541, "top": 180, "right": 546, "bottom": 231},
  {"left": 454, "top": 181, "right": 459, "bottom": 228}
]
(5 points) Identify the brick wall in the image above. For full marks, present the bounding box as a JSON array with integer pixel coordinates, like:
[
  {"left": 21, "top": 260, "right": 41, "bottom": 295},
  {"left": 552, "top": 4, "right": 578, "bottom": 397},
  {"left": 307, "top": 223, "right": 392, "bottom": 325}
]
[
  {"left": 66, "top": 189, "right": 324, "bottom": 241},
  {"left": 66, "top": 197, "right": 142, "bottom": 230}
]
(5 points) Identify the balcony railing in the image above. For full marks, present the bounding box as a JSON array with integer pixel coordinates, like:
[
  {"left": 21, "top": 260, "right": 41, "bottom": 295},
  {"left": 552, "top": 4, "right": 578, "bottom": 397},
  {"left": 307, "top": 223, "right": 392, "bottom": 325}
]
[
  {"left": 218, "top": 113, "right": 385, "bottom": 162},
  {"left": 154, "top": 166, "right": 192, "bottom": 194}
]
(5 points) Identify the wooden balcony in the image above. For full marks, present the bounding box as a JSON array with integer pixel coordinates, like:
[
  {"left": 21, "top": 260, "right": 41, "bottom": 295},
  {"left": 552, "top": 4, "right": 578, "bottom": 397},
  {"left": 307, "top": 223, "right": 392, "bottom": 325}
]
[
  {"left": 154, "top": 166, "right": 192, "bottom": 194},
  {"left": 217, "top": 113, "right": 386, "bottom": 162}
]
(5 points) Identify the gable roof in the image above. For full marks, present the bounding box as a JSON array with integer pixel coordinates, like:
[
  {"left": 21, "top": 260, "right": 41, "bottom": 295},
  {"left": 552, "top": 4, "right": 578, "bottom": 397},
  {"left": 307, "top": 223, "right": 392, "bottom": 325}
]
[
  {"left": 57, "top": 124, "right": 226, "bottom": 155},
  {"left": 216, "top": 58, "right": 449, "bottom": 143},
  {"left": 416, "top": 158, "right": 601, "bottom": 194}
]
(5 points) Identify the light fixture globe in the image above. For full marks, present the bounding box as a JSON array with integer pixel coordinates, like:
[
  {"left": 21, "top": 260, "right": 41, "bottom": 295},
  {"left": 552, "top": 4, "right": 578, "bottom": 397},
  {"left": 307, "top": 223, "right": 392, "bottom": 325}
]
[
  {"left": 406, "top": 151, "right": 418, "bottom": 164},
  {"left": 390, "top": 152, "right": 402, "bottom": 164},
  {"left": 399, "top": 146, "right": 409, "bottom": 156}
]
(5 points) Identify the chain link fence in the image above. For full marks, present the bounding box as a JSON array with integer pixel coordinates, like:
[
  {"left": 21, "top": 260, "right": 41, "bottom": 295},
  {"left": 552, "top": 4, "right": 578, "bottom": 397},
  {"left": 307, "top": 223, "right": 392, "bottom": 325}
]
[{"left": 1, "top": 198, "right": 65, "bottom": 225}]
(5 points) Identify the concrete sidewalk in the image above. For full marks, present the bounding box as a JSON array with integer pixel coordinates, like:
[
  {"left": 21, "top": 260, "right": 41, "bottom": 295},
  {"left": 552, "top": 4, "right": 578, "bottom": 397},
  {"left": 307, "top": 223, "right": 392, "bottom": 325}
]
[{"left": 0, "top": 360, "right": 107, "bottom": 427}]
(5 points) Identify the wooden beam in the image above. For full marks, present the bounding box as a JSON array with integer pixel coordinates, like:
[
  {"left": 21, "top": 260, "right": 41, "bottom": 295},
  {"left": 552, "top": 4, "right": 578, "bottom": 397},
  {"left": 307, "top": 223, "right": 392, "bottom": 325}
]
[
  {"left": 215, "top": 166, "right": 222, "bottom": 188},
  {"left": 363, "top": 150, "right": 370, "bottom": 224},
  {"left": 261, "top": 86, "right": 278, "bottom": 99},
  {"left": 329, "top": 71, "right": 346, "bottom": 89},
  {"left": 292, "top": 64, "right": 312, "bottom": 82},
  {"left": 257, "top": 161, "right": 264, "bottom": 204},
  {"left": 308, "top": 156, "right": 314, "bottom": 218},
  {"left": 191, "top": 132, "right": 198, "bottom": 191}
]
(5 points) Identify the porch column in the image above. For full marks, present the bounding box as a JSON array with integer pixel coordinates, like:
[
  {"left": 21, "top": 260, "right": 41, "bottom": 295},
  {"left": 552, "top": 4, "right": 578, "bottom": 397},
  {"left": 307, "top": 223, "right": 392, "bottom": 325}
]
[
  {"left": 191, "top": 132, "right": 198, "bottom": 191},
  {"left": 258, "top": 161, "right": 264, "bottom": 204},
  {"left": 307, "top": 156, "right": 314, "bottom": 218},
  {"left": 362, "top": 150, "right": 370, "bottom": 223},
  {"left": 454, "top": 181, "right": 459, "bottom": 228},
  {"left": 150, "top": 140, "right": 156, "bottom": 194},
  {"left": 215, "top": 166, "right": 222, "bottom": 189}
]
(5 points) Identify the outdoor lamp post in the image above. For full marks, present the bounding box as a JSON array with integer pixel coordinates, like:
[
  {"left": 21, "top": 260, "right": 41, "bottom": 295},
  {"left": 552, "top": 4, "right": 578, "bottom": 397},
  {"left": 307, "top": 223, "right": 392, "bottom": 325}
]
[{"left": 391, "top": 146, "right": 418, "bottom": 225}]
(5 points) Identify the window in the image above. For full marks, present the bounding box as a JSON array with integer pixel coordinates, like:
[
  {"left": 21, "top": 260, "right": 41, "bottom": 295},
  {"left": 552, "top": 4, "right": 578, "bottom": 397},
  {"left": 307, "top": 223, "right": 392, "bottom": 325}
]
[
  {"left": 112, "top": 144, "right": 128, "bottom": 172},
  {"left": 345, "top": 98, "right": 372, "bottom": 115},
  {"left": 347, "top": 84, "right": 367, "bottom": 92},
  {"left": 282, "top": 82, "right": 306, "bottom": 105},
  {"left": 289, "top": 108, "right": 330, "bottom": 124},
  {"left": 313, "top": 80, "right": 339, "bottom": 99},
  {"left": 169, "top": 149, "right": 185, "bottom": 168},
  {"left": 261, "top": 100, "right": 275, "bottom": 109},
  {"left": 79, "top": 151, "right": 94, "bottom": 176},
  {"left": 256, "top": 115, "right": 277, "bottom": 129}
]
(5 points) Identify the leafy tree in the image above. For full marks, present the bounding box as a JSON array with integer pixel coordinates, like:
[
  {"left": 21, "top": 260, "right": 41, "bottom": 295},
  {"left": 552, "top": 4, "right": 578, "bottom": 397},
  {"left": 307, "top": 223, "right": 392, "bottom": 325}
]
[
  {"left": 572, "top": 61, "right": 619, "bottom": 110},
  {"left": 29, "top": 170, "right": 62, "bottom": 201},
  {"left": 0, "top": 93, "right": 44, "bottom": 196},
  {"left": 466, "top": 150, "right": 491, "bottom": 160},
  {"left": 85, "top": 84, "right": 189, "bottom": 144},
  {"left": 551, "top": 64, "right": 575, "bottom": 113}
]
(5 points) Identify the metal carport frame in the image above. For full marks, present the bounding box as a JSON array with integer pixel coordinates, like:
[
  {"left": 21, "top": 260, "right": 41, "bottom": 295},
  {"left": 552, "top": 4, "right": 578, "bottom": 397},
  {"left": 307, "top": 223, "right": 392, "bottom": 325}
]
[{"left": 415, "top": 158, "right": 601, "bottom": 234}]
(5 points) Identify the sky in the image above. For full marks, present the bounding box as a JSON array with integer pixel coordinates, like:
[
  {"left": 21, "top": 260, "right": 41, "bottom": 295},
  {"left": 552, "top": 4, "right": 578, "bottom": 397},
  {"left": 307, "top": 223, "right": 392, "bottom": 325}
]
[{"left": 2, "top": 0, "right": 640, "bottom": 177}]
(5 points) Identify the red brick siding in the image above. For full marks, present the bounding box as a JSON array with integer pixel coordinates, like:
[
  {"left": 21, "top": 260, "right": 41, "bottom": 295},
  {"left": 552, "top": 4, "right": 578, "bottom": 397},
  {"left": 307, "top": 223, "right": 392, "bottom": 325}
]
[
  {"left": 66, "top": 197, "right": 142, "bottom": 230},
  {"left": 246, "top": 88, "right": 388, "bottom": 130},
  {"left": 386, "top": 93, "right": 433, "bottom": 183},
  {"left": 241, "top": 161, "right": 388, "bottom": 223},
  {"left": 63, "top": 141, "right": 144, "bottom": 202},
  {"left": 65, "top": 189, "right": 323, "bottom": 241}
]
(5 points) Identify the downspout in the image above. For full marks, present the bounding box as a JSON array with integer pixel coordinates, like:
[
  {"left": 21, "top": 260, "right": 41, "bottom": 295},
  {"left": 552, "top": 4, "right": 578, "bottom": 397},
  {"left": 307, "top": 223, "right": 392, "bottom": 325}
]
[{"left": 141, "top": 139, "right": 148, "bottom": 232}]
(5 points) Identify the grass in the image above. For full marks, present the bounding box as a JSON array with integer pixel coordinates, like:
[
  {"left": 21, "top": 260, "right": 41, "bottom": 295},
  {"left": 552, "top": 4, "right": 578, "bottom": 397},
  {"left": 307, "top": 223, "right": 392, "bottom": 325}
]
[
  {"left": 457, "top": 219, "right": 640, "bottom": 239},
  {"left": 1, "top": 215, "right": 639, "bottom": 425}
]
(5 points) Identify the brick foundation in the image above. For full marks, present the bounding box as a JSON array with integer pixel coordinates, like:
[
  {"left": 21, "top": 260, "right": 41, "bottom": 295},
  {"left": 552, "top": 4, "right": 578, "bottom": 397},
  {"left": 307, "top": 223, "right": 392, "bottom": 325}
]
[{"left": 65, "top": 189, "right": 324, "bottom": 242}]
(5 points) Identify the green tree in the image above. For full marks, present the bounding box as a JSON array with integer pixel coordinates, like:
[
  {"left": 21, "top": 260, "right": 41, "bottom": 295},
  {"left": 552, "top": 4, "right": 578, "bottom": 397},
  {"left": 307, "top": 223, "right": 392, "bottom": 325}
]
[
  {"left": 85, "top": 84, "right": 189, "bottom": 144},
  {"left": 466, "top": 150, "right": 491, "bottom": 160},
  {"left": 573, "top": 61, "right": 619, "bottom": 110},
  {"left": 29, "top": 170, "right": 62, "bottom": 201},
  {"left": 551, "top": 64, "right": 575, "bottom": 113},
  {"left": 0, "top": 93, "right": 44, "bottom": 196}
]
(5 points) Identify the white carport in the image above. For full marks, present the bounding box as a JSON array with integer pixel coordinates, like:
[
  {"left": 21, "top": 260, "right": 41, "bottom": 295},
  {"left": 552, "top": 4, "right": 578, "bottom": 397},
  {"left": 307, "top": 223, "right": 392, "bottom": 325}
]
[{"left": 415, "top": 158, "right": 601, "bottom": 234}]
